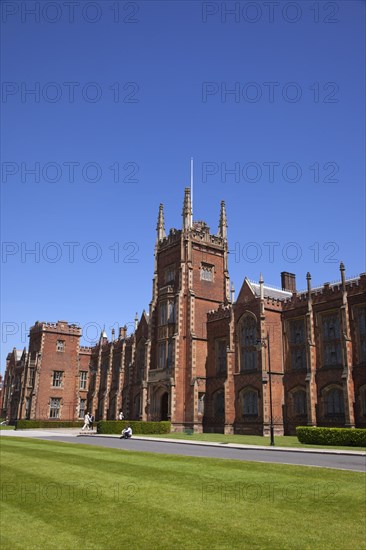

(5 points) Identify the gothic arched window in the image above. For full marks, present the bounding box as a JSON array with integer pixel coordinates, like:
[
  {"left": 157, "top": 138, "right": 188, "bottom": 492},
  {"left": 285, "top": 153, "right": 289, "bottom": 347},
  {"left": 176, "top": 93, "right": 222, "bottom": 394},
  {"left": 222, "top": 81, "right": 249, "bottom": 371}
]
[
  {"left": 136, "top": 340, "right": 145, "bottom": 382},
  {"left": 215, "top": 339, "right": 227, "bottom": 375},
  {"left": 322, "top": 313, "right": 342, "bottom": 367},
  {"left": 356, "top": 307, "right": 366, "bottom": 364},
  {"left": 213, "top": 390, "right": 225, "bottom": 418},
  {"left": 239, "top": 315, "right": 258, "bottom": 371},
  {"left": 242, "top": 390, "right": 258, "bottom": 416},
  {"left": 134, "top": 394, "right": 141, "bottom": 418},
  {"left": 325, "top": 387, "right": 344, "bottom": 415},
  {"left": 292, "top": 389, "right": 307, "bottom": 415},
  {"left": 288, "top": 319, "right": 307, "bottom": 370}
]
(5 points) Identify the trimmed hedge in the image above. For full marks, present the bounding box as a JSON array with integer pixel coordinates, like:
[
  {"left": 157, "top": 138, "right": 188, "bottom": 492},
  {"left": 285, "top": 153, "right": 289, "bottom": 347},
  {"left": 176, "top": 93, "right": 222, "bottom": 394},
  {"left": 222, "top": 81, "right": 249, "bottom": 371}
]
[
  {"left": 296, "top": 426, "right": 366, "bottom": 447},
  {"left": 97, "top": 420, "right": 171, "bottom": 435},
  {"left": 15, "top": 420, "right": 84, "bottom": 430}
]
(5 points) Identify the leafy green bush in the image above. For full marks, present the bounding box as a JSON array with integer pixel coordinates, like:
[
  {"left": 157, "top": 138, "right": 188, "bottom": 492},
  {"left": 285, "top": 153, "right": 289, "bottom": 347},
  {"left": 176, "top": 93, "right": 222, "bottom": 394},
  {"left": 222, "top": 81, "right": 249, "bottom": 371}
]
[
  {"left": 97, "top": 420, "right": 171, "bottom": 435},
  {"left": 15, "top": 420, "right": 84, "bottom": 430},
  {"left": 296, "top": 426, "right": 366, "bottom": 447}
]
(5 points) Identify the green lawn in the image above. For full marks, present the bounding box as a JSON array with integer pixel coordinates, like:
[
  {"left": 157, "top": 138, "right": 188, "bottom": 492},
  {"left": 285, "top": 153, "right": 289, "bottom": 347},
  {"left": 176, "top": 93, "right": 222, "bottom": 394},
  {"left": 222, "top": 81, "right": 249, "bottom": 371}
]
[
  {"left": 0, "top": 425, "right": 14, "bottom": 431},
  {"left": 142, "top": 432, "right": 366, "bottom": 452},
  {"left": 1, "top": 438, "right": 365, "bottom": 549}
]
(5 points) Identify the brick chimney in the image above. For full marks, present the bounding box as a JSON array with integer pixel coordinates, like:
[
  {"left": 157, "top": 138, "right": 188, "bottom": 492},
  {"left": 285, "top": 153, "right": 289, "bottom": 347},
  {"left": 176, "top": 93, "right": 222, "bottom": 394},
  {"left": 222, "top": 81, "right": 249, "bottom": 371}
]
[{"left": 281, "top": 272, "right": 296, "bottom": 292}]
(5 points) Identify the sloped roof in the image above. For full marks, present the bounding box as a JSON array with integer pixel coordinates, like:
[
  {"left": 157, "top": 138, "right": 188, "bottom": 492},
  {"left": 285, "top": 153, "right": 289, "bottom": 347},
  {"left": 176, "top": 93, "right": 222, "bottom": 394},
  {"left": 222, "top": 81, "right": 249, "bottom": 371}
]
[{"left": 248, "top": 280, "right": 292, "bottom": 301}]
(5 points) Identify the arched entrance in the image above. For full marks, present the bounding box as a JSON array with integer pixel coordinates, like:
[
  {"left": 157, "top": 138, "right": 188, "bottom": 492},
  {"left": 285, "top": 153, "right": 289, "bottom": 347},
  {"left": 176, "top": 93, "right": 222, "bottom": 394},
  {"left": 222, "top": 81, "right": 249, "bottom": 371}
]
[{"left": 161, "top": 392, "right": 169, "bottom": 421}]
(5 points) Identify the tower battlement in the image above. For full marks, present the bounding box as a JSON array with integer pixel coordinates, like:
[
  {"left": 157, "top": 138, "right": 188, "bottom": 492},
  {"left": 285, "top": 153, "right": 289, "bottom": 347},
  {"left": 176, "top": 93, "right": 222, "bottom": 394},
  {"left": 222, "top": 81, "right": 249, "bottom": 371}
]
[{"left": 30, "top": 320, "right": 81, "bottom": 336}]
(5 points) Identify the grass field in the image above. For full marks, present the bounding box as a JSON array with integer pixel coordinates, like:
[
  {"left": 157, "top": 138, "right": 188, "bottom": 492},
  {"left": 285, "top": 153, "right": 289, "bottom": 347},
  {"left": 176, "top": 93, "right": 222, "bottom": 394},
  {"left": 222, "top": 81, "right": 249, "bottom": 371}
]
[
  {"left": 1, "top": 437, "right": 365, "bottom": 549},
  {"left": 142, "top": 432, "right": 366, "bottom": 452}
]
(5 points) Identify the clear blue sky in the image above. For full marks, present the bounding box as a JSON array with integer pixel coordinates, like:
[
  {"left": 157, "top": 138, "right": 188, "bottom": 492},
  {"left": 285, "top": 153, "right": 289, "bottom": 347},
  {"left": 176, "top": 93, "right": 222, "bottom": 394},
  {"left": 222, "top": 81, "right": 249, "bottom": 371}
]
[{"left": 1, "top": 0, "right": 365, "bottom": 372}]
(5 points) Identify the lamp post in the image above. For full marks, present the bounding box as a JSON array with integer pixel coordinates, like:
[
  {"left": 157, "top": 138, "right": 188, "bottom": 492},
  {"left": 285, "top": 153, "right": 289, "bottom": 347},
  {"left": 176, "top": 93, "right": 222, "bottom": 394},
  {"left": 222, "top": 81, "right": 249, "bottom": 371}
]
[{"left": 257, "top": 333, "right": 275, "bottom": 446}]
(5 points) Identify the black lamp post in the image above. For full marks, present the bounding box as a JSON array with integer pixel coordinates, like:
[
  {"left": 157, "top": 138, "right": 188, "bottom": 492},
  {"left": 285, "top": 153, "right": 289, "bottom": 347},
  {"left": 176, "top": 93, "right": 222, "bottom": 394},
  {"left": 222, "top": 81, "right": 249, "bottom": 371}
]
[{"left": 257, "top": 333, "right": 275, "bottom": 446}]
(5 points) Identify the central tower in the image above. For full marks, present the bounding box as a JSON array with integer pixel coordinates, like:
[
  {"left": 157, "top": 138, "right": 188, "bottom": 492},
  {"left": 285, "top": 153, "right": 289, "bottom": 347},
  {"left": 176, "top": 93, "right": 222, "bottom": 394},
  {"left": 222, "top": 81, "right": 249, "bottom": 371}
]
[{"left": 144, "top": 188, "right": 231, "bottom": 431}]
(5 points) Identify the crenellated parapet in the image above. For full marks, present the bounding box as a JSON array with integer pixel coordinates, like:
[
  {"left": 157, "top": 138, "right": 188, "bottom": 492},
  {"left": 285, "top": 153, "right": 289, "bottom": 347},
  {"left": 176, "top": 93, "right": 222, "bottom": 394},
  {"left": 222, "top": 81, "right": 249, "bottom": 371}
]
[
  {"left": 190, "top": 221, "right": 225, "bottom": 247},
  {"left": 263, "top": 297, "right": 284, "bottom": 310},
  {"left": 30, "top": 320, "right": 81, "bottom": 336},
  {"left": 79, "top": 346, "right": 93, "bottom": 354},
  {"left": 283, "top": 274, "right": 364, "bottom": 310},
  {"left": 208, "top": 303, "right": 232, "bottom": 322},
  {"left": 158, "top": 228, "right": 182, "bottom": 249}
]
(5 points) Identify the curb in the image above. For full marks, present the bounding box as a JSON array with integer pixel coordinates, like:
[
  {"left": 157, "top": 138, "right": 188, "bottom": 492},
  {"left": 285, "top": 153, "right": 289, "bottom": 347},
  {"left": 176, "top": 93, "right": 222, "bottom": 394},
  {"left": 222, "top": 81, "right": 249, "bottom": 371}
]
[{"left": 78, "top": 434, "right": 366, "bottom": 456}]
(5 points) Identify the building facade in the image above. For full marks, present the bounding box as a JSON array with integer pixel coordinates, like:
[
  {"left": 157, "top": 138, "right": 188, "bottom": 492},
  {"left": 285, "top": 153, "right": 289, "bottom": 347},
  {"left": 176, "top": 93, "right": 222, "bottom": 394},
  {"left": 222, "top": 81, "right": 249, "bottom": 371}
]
[{"left": 2, "top": 189, "right": 366, "bottom": 433}]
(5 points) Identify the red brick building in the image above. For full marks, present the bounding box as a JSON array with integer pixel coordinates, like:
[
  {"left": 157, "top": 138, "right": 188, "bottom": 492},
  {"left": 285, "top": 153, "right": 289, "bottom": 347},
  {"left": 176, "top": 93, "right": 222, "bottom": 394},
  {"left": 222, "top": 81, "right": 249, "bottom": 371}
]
[{"left": 2, "top": 189, "right": 366, "bottom": 433}]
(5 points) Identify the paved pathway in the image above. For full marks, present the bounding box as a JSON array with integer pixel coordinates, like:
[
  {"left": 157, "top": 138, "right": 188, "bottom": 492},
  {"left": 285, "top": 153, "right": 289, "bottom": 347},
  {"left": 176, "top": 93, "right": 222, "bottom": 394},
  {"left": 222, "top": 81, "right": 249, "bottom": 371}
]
[{"left": 2, "top": 429, "right": 365, "bottom": 472}]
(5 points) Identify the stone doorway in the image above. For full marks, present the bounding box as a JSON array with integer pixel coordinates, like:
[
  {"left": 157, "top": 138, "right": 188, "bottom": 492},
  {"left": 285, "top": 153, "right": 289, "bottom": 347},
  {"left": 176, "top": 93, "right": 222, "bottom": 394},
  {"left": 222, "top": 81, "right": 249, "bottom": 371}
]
[{"left": 161, "top": 392, "right": 169, "bottom": 421}]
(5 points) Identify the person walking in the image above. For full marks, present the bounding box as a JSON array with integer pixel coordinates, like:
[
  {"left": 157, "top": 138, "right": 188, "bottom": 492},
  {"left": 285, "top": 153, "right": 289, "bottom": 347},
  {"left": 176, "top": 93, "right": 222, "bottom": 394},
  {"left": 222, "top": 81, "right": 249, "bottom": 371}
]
[
  {"left": 89, "top": 413, "right": 95, "bottom": 431},
  {"left": 118, "top": 411, "right": 124, "bottom": 420},
  {"left": 82, "top": 412, "right": 91, "bottom": 431}
]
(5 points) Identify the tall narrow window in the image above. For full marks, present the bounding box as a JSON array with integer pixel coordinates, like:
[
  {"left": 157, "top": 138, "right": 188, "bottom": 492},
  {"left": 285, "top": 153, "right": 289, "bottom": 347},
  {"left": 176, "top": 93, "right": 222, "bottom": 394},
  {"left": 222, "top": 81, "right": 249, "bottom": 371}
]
[
  {"left": 167, "top": 301, "right": 175, "bottom": 324},
  {"left": 50, "top": 398, "right": 61, "bottom": 418},
  {"left": 28, "top": 368, "right": 35, "bottom": 387},
  {"left": 360, "top": 386, "right": 366, "bottom": 417},
  {"left": 356, "top": 307, "right": 366, "bottom": 364},
  {"left": 293, "top": 390, "right": 307, "bottom": 415},
  {"left": 79, "top": 399, "right": 86, "bottom": 418},
  {"left": 322, "top": 313, "right": 342, "bottom": 367},
  {"left": 165, "top": 265, "right": 175, "bottom": 284},
  {"left": 158, "top": 303, "right": 167, "bottom": 326},
  {"left": 325, "top": 387, "right": 344, "bottom": 415},
  {"left": 134, "top": 394, "right": 141, "bottom": 418},
  {"left": 80, "top": 371, "right": 87, "bottom": 390},
  {"left": 289, "top": 319, "right": 306, "bottom": 370},
  {"left": 136, "top": 340, "right": 145, "bottom": 381},
  {"left": 52, "top": 371, "right": 63, "bottom": 387},
  {"left": 243, "top": 391, "right": 258, "bottom": 416},
  {"left": 239, "top": 315, "right": 257, "bottom": 371},
  {"left": 158, "top": 342, "right": 166, "bottom": 369},
  {"left": 167, "top": 340, "right": 173, "bottom": 369},
  {"left": 158, "top": 300, "right": 175, "bottom": 325},
  {"left": 213, "top": 390, "right": 225, "bottom": 417},
  {"left": 215, "top": 340, "right": 227, "bottom": 375}
]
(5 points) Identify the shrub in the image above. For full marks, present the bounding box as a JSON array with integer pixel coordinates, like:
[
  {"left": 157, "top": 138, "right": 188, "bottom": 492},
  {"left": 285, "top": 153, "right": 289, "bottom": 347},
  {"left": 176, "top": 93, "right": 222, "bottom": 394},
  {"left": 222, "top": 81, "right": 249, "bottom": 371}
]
[
  {"left": 15, "top": 420, "right": 84, "bottom": 430},
  {"left": 296, "top": 426, "right": 366, "bottom": 447},
  {"left": 97, "top": 420, "right": 171, "bottom": 435}
]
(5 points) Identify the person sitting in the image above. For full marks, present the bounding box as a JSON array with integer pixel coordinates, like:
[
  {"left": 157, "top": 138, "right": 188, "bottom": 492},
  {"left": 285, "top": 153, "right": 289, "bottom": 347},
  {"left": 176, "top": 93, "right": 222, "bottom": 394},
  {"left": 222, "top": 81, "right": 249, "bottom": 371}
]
[{"left": 121, "top": 425, "right": 132, "bottom": 439}]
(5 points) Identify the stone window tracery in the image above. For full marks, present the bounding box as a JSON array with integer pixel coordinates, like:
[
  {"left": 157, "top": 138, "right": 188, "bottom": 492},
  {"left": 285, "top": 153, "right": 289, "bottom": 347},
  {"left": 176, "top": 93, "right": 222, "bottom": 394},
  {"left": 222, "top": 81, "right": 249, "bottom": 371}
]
[
  {"left": 213, "top": 390, "right": 225, "bottom": 417},
  {"left": 288, "top": 319, "right": 306, "bottom": 370},
  {"left": 239, "top": 314, "right": 257, "bottom": 371},
  {"left": 242, "top": 389, "right": 258, "bottom": 416},
  {"left": 215, "top": 339, "right": 227, "bottom": 375},
  {"left": 322, "top": 313, "right": 342, "bottom": 367},
  {"left": 200, "top": 263, "right": 214, "bottom": 282},
  {"left": 324, "top": 386, "right": 344, "bottom": 415}
]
